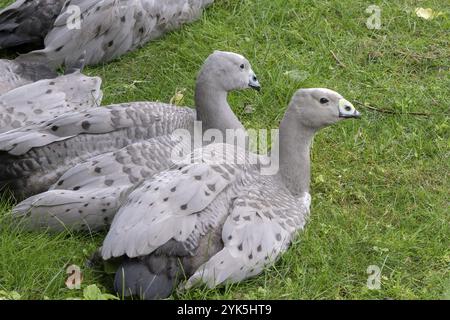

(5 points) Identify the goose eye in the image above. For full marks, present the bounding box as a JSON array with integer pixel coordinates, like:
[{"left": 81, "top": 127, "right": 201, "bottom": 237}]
[
  {"left": 320, "top": 98, "right": 329, "bottom": 104},
  {"left": 240, "top": 64, "right": 245, "bottom": 70}
]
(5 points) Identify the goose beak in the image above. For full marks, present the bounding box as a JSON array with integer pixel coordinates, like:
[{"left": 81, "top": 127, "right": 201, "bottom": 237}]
[
  {"left": 248, "top": 70, "right": 261, "bottom": 91},
  {"left": 338, "top": 99, "right": 361, "bottom": 118}
]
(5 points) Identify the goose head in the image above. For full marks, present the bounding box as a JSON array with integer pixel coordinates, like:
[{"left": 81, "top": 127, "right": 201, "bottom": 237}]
[
  {"left": 287, "top": 88, "right": 361, "bottom": 131},
  {"left": 197, "top": 50, "right": 261, "bottom": 92}
]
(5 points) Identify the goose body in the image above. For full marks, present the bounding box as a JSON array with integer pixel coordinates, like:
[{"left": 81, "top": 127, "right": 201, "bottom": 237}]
[
  {"left": 18, "top": 0, "right": 214, "bottom": 68},
  {"left": 0, "top": 71, "right": 103, "bottom": 133},
  {"left": 0, "top": 59, "right": 57, "bottom": 95},
  {"left": 0, "top": 0, "right": 64, "bottom": 50},
  {"left": 5, "top": 51, "right": 260, "bottom": 201},
  {"left": 101, "top": 143, "right": 309, "bottom": 295},
  {"left": 98, "top": 88, "right": 361, "bottom": 299}
]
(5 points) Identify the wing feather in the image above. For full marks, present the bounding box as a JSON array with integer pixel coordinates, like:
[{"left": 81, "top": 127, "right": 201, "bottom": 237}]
[
  {"left": 19, "top": 0, "right": 214, "bottom": 67},
  {"left": 186, "top": 184, "right": 311, "bottom": 288},
  {"left": 102, "top": 144, "right": 243, "bottom": 260},
  {"left": 0, "top": 72, "right": 102, "bottom": 133}
]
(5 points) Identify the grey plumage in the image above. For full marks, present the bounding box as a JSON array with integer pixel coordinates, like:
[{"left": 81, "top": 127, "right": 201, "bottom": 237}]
[
  {"left": 0, "top": 71, "right": 102, "bottom": 133},
  {"left": 0, "top": 102, "right": 195, "bottom": 199},
  {"left": 12, "top": 135, "right": 185, "bottom": 231},
  {"left": 18, "top": 0, "right": 214, "bottom": 68},
  {"left": 0, "top": 0, "right": 64, "bottom": 50},
  {"left": 99, "top": 89, "right": 361, "bottom": 299},
  {"left": 0, "top": 59, "right": 57, "bottom": 95},
  {"left": 12, "top": 51, "right": 260, "bottom": 228}
]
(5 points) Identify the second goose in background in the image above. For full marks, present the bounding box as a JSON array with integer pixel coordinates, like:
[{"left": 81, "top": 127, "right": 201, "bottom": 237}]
[{"left": 1, "top": 51, "right": 260, "bottom": 200}]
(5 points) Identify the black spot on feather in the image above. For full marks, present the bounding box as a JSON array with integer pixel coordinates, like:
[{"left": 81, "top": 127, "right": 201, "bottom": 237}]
[{"left": 81, "top": 121, "right": 91, "bottom": 130}]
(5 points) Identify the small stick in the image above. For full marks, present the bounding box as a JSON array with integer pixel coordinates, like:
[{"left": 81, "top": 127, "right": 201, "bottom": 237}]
[
  {"left": 354, "top": 100, "right": 448, "bottom": 117},
  {"left": 330, "top": 50, "right": 346, "bottom": 68}
]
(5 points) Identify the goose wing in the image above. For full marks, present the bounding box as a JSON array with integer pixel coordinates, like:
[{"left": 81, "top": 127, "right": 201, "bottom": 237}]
[
  {"left": 0, "top": 72, "right": 102, "bottom": 133},
  {"left": 0, "top": 59, "right": 57, "bottom": 95},
  {"left": 0, "top": 102, "right": 194, "bottom": 156},
  {"left": 101, "top": 143, "right": 245, "bottom": 260},
  {"left": 186, "top": 182, "right": 310, "bottom": 288},
  {"left": 19, "top": 0, "right": 213, "bottom": 67},
  {"left": 12, "top": 134, "right": 188, "bottom": 232}
]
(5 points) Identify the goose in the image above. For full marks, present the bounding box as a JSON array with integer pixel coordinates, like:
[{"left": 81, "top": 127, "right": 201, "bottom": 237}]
[
  {"left": 0, "top": 0, "right": 65, "bottom": 50},
  {"left": 0, "top": 51, "right": 260, "bottom": 200},
  {"left": 17, "top": 0, "right": 214, "bottom": 68},
  {"left": 0, "top": 58, "right": 57, "bottom": 95},
  {"left": 97, "top": 88, "right": 361, "bottom": 300},
  {"left": 0, "top": 68, "right": 103, "bottom": 134}
]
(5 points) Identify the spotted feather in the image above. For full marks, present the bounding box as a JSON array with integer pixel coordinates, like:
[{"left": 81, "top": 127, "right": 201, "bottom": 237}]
[{"left": 0, "top": 71, "right": 102, "bottom": 133}]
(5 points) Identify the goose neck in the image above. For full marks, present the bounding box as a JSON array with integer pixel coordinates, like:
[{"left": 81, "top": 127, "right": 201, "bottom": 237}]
[
  {"left": 276, "top": 115, "right": 315, "bottom": 197},
  {"left": 195, "top": 80, "right": 244, "bottom": 134}
]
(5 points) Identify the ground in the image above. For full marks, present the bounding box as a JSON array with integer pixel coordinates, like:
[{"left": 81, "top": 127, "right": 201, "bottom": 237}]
[{"left": 0, "top": 0, "right": 448, "bottom": 300}]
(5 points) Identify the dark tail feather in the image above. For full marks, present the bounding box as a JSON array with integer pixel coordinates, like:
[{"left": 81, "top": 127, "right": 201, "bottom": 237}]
[
  {"left": 114, "top": 259, "right": 176, "bottom": 300},
  {"left": 0, "top": 0, "right": 63, "bottom": 51},
  {"left": 0, "top": 32, "right": 42, "bottom": 51},
  {"left": 0, "top": 10, "right": 42, "bottom": 50}
]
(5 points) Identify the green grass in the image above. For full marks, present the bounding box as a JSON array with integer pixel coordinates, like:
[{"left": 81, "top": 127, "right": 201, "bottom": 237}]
[{"left": 0, "top": 0, "right": 449, "bottom": 300}]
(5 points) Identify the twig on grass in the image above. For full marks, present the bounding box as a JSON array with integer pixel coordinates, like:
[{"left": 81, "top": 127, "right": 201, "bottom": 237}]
[
  {"left": 330, "top": 50, "right": 346, "bottom": 68},
  {"left": 354, "top": 100, "right": 449, "bottom": 117}
]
